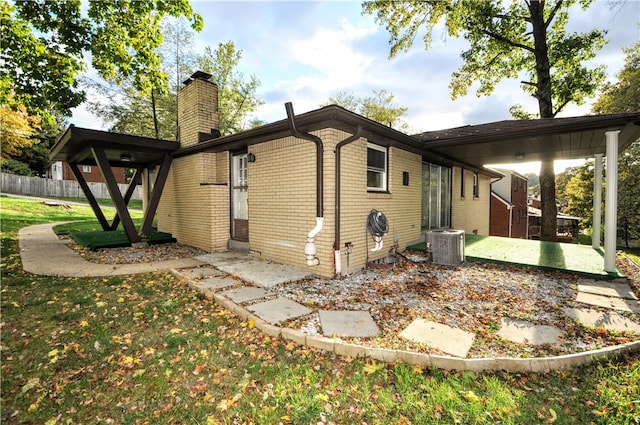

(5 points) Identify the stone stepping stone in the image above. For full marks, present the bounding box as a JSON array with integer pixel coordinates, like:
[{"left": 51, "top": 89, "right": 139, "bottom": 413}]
[
  {"left": 563, "top": 307, "right": 640, "bottom": 333},
  {"left": 221, "top": 286, "right": 270, "bottom": 304},
  {"left": 576, "top": 292, "right": 640, "bottom": 313},
  {"left": 496, "top": 318, "right": 563, "bottom": 345},
  {"left": 248, "top": 297, "right": 312, "bottom": 325},
  {"left": 193, "top": 276, "right": 238, "bottom": 291},
  {"left": 577, "top": 279, "right": 638, "bottom": 300},
  {"left": 400, "top": 319, "right": 475, "bottom": 358},
  {"left": 180, "top": 267, "right": 224, "bottom": 280},
  {"left": 319, "top": 310, "right": 380, "bottom": 338},
  {"left": 217, "top": 259, "right": 313, "bottom": 289}
]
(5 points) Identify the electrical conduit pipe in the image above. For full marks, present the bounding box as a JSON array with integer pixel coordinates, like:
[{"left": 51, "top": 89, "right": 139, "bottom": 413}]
[
  {"left": 285, "top": 102, "right": 324, "bottom": 266},
  {"left": 334, "top": 125, "right": 363, "bottom": 275}
]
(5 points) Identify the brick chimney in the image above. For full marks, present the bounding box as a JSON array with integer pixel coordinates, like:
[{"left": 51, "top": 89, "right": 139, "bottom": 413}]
[{"left": 177, "top": 71, "right": 219, "bottom": 147}]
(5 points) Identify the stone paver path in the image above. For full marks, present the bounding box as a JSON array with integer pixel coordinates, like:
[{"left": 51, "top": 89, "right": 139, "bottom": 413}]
[
  {"left": 180, "top": 267, "right": 224, "bottom": 280},
  {"left": 496, "top": 318, "right": 563, "bottom": 345},
  {"left": 319, "top": 310, "right": 380, "bottom": 338},
  {"left": 576, "top": 292, "right": 640, "bottom": 314},
  {"left": 400, "top": 319, "right": 475, "bottom": 358},
  {"left": 248, "top": 297, "right": 312, "bottom": 325},
  {"left": 563, "top": 307, "right": 640, "bottom": 333},
  {"left": 570, "top": 278, "right": 640, "bottom": 332},
  {"left": 192, "top": 276, "right": 238, "bottom": 291},
  {"left": 577, "top": 278, "right": 638, "bottom": 300},
  {"left": 221, "top": 286, "right": 271, "bottom": 304}
]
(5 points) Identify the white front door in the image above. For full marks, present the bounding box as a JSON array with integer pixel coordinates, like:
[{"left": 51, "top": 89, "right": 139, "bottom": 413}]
[{"left": 232, "top": 153, "right": 249, "bottom": 241}]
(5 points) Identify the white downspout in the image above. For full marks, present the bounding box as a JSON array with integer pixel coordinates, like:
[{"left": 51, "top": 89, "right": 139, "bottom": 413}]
[{"left": 305, "top": 217, "right": 323, "bottom": 266}]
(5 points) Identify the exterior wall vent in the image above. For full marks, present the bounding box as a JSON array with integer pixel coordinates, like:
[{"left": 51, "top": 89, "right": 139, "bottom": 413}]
[{"left": 425, "top": 230, "right": 465, "bottom": 266}]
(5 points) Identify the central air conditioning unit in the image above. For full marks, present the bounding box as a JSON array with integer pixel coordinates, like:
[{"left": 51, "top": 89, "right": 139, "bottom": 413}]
[{"left": 425, "top": 230, "right": 465, "bottom": 266}]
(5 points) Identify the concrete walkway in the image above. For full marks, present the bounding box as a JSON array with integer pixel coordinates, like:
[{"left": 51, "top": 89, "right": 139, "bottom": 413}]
[{"left": 19, "top": 223, "right": 203, "bottom": 276}]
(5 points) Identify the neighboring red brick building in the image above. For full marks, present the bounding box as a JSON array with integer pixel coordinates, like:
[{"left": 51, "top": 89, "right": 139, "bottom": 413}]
[
  {"left": 50, "top": 161, "right": 126, "bottom": 184},
  {"left": 489, "top": 169, "right": 528, "bottom": 238}
]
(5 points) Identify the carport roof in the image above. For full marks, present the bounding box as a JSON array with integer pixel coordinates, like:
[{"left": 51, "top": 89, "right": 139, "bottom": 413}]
[
  {"left": 413, "top": 112, "right": 640, "bottom": 169},
  {"left": 50, "top": 125, "right": 179, "bottom": 167}
]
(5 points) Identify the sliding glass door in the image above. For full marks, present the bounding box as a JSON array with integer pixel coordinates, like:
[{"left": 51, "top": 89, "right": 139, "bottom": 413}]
[{"left": 421, "top": 162, "right": 451, "bottom": 230}]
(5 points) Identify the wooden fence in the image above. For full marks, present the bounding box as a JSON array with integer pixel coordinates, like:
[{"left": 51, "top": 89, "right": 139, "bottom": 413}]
[{"left": 1, "top": 172, "right": 142, "bottom": 200}]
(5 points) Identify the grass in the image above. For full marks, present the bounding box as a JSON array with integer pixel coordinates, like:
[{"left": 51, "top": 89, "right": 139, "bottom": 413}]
[
  {"left": 2, "top": 196, "right": 640, "bottom": 424},
  {"left": 69, "top": 230, "right": 175, "bottom": 250},
  {"left": 41, "top": 195, "right": 144, "bottom": 211}
]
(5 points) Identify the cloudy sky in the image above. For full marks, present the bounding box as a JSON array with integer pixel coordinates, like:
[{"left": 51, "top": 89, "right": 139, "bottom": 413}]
[{"left": 73, "top": 0, "right": 639, "bottom": 172}]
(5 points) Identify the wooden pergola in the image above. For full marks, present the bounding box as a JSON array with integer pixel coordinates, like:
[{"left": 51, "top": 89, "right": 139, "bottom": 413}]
[{"left": 50, "top": 125, "right": 180, "bottom": 244}]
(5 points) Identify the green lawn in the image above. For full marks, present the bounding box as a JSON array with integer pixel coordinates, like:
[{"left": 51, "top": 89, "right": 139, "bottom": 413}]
[
  {"left": 2, "top": 196, "right": 639, "bottom": 424},
  {"left": 409, "top": 234, "right": 625, "bottom": 279}
]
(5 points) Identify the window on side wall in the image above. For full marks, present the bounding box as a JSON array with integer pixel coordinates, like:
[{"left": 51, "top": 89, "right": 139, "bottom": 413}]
[
  {"left": 473, "top": 173, "right": 479, "bottom": 198},
  {"left": 83, "top": 165, "right": 92, "bottom": 173},
  {"left": 367, "top": 143, "right": 387, "bottom": 191}
]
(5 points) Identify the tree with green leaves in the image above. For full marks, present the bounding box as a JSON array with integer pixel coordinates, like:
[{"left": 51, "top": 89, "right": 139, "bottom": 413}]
[
  {"left": 592, "top": 42, "right": 640, "bottom": 247},
  {"left": 90, "top": 38, "right": 263, "bottom": 139},
  {"left": 557, "top": 161, "right": 598, "bottom": 231},
  {"left": 363, "top": 0, "right": 607, "bottom": 241},
  {"left": 1, "top": 0, "right": 202, "bottom": 126},
  {"left": 196, "top": 41, "right": 264, "bottom": 136},
  {"left": 322, "top": 89, "right": 409, "bottom": 131}
]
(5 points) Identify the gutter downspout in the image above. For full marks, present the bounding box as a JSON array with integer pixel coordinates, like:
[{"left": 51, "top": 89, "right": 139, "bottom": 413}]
[
  {"left": 285, "top": 102, "right": 323, "bottom": 266},
  {"left": 334, "top": 125, "right": 363, "bottom": 276}
]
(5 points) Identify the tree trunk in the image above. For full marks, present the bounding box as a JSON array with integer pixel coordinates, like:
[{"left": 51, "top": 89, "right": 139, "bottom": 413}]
[
  {"left": 151, "top": 88, "right": 159, "bottom": 139},
  {"left": 530, "top": 0, "right": 557, "bottom": 241},
  {"left": 540, "top": 159, "right": 557, "bottom": 241}
]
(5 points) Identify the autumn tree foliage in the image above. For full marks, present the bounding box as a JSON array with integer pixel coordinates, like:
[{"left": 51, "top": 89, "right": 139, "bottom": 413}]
[
  {"left": 363, "top": 0, "right": 607, "bottom": 241},
  {"left": 1, "top": 0, "right": 202, "bottom": 123}
]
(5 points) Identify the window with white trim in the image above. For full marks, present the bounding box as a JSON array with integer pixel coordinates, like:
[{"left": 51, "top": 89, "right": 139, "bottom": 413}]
[
  {"left": 367, "top": 143, "right": 387, "bottom": 191},
  {"left": 82, "top": 165, "right": 92, "bottom": 173}
]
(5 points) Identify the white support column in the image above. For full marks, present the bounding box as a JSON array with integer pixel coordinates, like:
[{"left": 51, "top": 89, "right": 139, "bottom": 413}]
[
  {"left": 592, "top": 154, "right": 603, "bottom": 249},
  {"left": 604, "top": 131, "right": 620, "bottom": 273}
]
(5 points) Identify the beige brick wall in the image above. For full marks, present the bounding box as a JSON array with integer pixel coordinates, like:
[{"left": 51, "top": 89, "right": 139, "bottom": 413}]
[
  {"left": 157, "top": 78, "right": 227, "bottom": 251},
  {"left": 336, "top": 138, "right": 422, "bottom": 275},
  {"left": 177, "top": 78, "right": 219, "bottom": 149},
  {"left": 157, "top": 154, "right": 230, "bottom": 252},
  {"left": 451, "top": 167, "right": 490, "bottom": 235},
  {"left": 247, "top": 129, "right": 422, "bottom": 277}
]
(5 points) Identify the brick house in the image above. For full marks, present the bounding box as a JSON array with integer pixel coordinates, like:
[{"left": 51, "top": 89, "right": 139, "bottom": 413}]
[
  {"left": 50, "top": 160, "right": 127, "bottom": 184},
  {"left": 155, "top": 73, "right": 497, "bottom": 277},
  {"left": 50, "top": 71, "right": 640, "bottom": 275},
  {"left": 489, "top": 169, "right": 528, "bottom": 238}
]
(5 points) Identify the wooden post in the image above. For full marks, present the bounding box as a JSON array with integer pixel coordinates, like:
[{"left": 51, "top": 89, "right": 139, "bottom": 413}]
[
  {"left": 68, "top": 163, "right": 111, "bottom": 231},
  {"left": 110, "top": 167, "right": 144, "bottom": 230},
  {"left": 140, "top": 155, "right": 172, "bottom": 236},
  {"left": 91, "top": 147, "right": 141, "bottom": 244}
]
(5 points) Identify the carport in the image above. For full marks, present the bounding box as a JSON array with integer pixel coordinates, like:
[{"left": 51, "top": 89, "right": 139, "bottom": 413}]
[
  {"left": 49, "top": 125, "right": 180, "bottom": 244},
  {"left": 415, "top": 112, "right": 640, "bottom": 272}
]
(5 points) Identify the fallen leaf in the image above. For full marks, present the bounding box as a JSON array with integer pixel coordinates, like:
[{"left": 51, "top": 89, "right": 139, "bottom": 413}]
[
  {"left": 21, "top": 377, "right": 40, "bottom": 394},
  {"left": 363, "top": 361, "right": 385, "bottom": 375}
]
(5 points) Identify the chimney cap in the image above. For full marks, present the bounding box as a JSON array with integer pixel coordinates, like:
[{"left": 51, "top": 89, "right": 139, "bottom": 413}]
[
  {"left": 182, "top": 70, "right": 213, "bottom": 86},
  {"left": 191, "top": 70, "right": 212, "bottom": 80}
]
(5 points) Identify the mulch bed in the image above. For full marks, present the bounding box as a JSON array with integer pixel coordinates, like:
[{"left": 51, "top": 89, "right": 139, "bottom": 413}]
[{"left": 270, "top": 253, "right": 640, "bottom": 358}]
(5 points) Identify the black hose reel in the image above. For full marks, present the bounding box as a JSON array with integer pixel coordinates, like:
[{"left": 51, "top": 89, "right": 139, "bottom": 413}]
[{"left": 367, "top": 209, "right": 388, "bottom": 252}]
